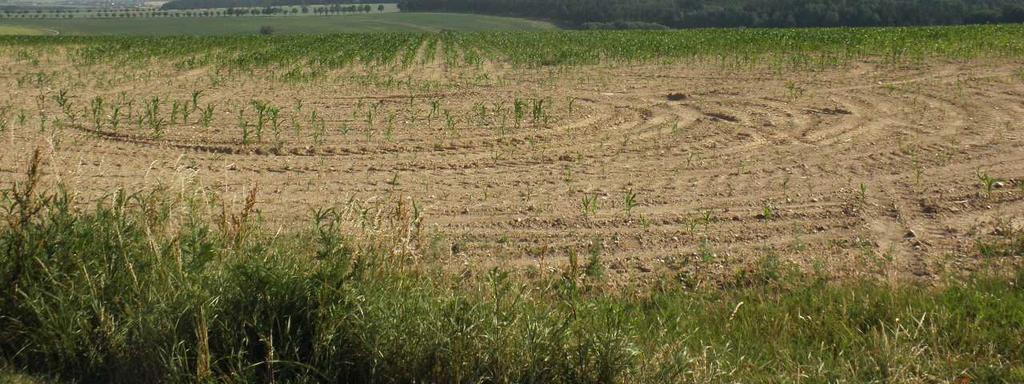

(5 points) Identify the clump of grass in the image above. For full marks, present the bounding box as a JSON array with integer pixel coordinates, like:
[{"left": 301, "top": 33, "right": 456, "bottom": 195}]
[{"left": 976, "top": 219, "right": 1023, "bottom": 258}]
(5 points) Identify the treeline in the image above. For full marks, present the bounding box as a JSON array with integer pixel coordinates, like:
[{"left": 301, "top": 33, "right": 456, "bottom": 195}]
[
  {"left": 1, "top": 4, "right": 378, "bottom": 18},
  {"left": 161, "top": 0, "right": 374, "bottom": 10},
  {"left": 396, "top": 0, "right": 1024, "bottom": 28}
]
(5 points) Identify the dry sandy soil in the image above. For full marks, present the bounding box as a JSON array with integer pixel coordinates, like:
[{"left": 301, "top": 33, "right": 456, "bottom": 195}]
[{"left": 1, "top": 55, "right": 1022, "bottom": 286}]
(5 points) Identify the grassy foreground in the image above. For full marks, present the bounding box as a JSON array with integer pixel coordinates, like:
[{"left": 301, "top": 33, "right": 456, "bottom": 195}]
[
  {"left": 0, "top": 12, "right": 555, "bottom": 35},
  {"left": 1, "top": 151, "right": 1022, "bottom": 383}
]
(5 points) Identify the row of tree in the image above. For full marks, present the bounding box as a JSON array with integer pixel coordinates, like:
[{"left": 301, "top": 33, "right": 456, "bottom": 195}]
[
  {"left": 396, "top": 0, "right": 1024, "bottom": 28},
  {"left": 0, "top": 5, "right": 380, "bottom": 18},
  {"left": 161, "top": 0, "right": 375, "bottom": 10}
]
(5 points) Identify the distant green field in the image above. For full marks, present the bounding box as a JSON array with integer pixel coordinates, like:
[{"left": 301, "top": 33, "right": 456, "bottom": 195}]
[
  {"left": 0, "top": 12, "right": 556, "bottom": 35},
  {"left": 0, "top": 25, "right": 51, "bottom": 35}
]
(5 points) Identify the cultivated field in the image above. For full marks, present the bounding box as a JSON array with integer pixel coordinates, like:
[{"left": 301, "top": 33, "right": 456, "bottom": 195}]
[
  {"left": 0, "top": 25, "right": 50, "bottom": 35},
  {"left": 1, "top": 27, "right": 1023, "bottom": 382},
  {"left": 1, "top": 28, "right": 1022, "bottom": 285},
  {"left": 0, "top": 12, "right": 555, "bottom": 35}
]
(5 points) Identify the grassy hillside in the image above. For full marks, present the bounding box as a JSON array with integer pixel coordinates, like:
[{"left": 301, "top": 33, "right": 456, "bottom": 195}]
[{"left": 0, "top": 12, "right": 556, "bottom": 35}]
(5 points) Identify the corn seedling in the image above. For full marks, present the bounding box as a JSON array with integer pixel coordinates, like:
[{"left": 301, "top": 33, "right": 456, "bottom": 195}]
[
  {"left": 237, "top": 107, "right": 250, "bottom": 145},
  {"left": 90, "top": 96, "right": 104, "bottom": 130},
  {"left": 16, "top": 109, "right": 27, "bottom": 128},
  {"left": 145, "top": 96, "right": 165, "bottom": 137},
  {"left": 268, "top": 106, "right": 282, "bottom": 149},
  {"left": 531, "top": 98, "right": 545, "bottom": 126},
  {"left": 251, "top": 100, "right": 269, "bottom": 143},
  {"left": 761, "top": 203, "right": 775, "bottom": 222},
  {"left": 977, "top": 171, "right": 1001, "bottom": 196},
  {"left": 200, "top": 104, "right": 214, "bottom": 128},
  {"left": 109, "top": 103, "right": 121, "bottom": 131},
  {"left": 785, "top": 80, "right": 804, "bottom": 99},
  {"left": 181, "top": 100, "right": 192, "bottom": 124},
  {"left": 190, "top": 89, "right": 203, "bottom": 110},
  {"left": 443, "top": 109, "right": 457, "bottom": 133},
  {"left": 311, "top": 110, "right": 326, "bottom": 147},
  {"left": 0, "top": 106, "right": 10, "bottom": 134},
  {"left": 170, "top": 100, "right": 182, "bottom": 124},
  {"left": 385, "top": 112, "right": 396, "bottom": 139},
  {"left": 428, "top": 99, "right": 440, "bottom": 125},
  {"left": 53, "top": 89, "right": 70, "bottom": 112},
  {"left": 623, "top": 188, "right": 638, "bottom": 217},
  {"left": 513, "top": 98, "right": 525, "bottom": 129},
  {"left": 699, "top": 236, "right": 715, "bottom": 262},
  {"left": 581, "top": 193, "right": 599, "bottom": 218}
]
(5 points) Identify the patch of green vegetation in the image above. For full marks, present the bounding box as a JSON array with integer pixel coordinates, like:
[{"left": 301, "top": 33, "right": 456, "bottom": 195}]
[
  {"left": 1, "top": 151, "right": 1023, "bottom": 383},
  {"left": 0, "top": 25, "right": 49, "bottom": 35},
  {"left": 0, "top": 12, "right": 555, "bottom": 35},
  {"left": 2, "top": 24, "right": 1021, "bottom": 70}
]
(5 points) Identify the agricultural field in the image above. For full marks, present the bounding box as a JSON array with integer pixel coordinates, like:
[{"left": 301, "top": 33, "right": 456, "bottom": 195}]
[
  {"left": 0, "top": 25, "right": 50, "bottom": 34},
  {"left": 0, "top": 12, "right": 555, "bottom": 35},
  {"left": 1, "top": 25, "right": 1023, "bottom": 382}
]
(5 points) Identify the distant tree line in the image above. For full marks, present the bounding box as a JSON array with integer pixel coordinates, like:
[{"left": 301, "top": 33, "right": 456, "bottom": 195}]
[
  {"left": 396, "top": 0, "right": 1024, "bottom": 28},
  {"left": 0, "top": 4, "right": 379, "bottom": 18},
  {"left": 161, "top": 0, "right": 375, "bottom": 10}
]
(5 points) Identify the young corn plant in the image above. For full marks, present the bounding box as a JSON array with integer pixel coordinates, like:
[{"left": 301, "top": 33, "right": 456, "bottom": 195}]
[
  {"left": 200, "top": 104, "right": 214, "bottom": 128},
  {"left": 16, "top": 109, "right": 26, "bottom": 129},
  {"left": 190, "top": 89, "right": 202, "bottom": 110},
  {"left": 181, "top": 100, "right": 192, "bottom": 125},
  {"left": 623, "top": 188, "right": 638, "bottom": 218},
  {"left": 977, "top": 171, "right": 1002, "bottom": 197},
  {"left": 53, "top": 89, "right": 70, "bottom": 113},
  {"left": 761, "top": 202, "right": 775, "bottom": 222},
  {"left": 251, "top": 100, "right": 268, "bottom": 143},
  {"left": 531, "top": 98, "right": 545, "bottom": 126},
  {"left": 385, "top": 112, "right": 396, "bottom": 140},
  {"left": 170, "top": 100, "right": 181, "bottom": 124},
  {"left": 0, "top": 105, "right": 10, "bottom": 134},
  {"left": 513, "top": 98, "right": 525, "bottom": 129},
  {"left": 268, "top": 106, "right": 282, "bottom": 150},
  {"left": 443, "top": 110, "right": 457, "bottom": 133},
  {"left": 237, "top": 107, "right": 250, "bottom": 145},
  {"left": 145, "top": 96, "right": 165, "bottom": 137},
  {"left": 109, "top": 102, "right": 121, "bottom": 131},
  {"left": 475, "top": 102, "right": 488, "bottom": 125},
  {"left": 90, "top": 96, "right": 104, "bottom": 130},
  {"left": 365, "top": 104, "right": 376, "bottom": 136},
  {"left": 581, "top": 193, "right": 599, "bottom": 219},
  {"left": 311, "top": 110, "right": 326, "bottom": 147},
  {"left": 428, "top": 99, "right": 440, "bottom": 125}
]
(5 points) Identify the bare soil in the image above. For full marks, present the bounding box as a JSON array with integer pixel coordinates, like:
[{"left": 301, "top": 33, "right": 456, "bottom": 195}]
[{"left": 2, "top": 56, "right": 1022, "bottom": 286}]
